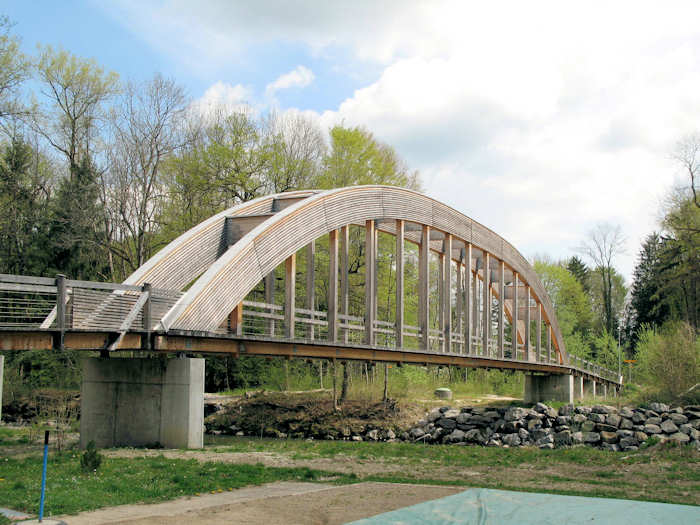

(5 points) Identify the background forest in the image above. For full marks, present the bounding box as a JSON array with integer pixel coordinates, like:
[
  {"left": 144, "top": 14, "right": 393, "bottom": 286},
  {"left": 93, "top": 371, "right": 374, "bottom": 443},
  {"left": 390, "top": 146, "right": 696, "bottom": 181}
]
[{"left": 0, "top": 16, "right": 697, "bottom": 405}]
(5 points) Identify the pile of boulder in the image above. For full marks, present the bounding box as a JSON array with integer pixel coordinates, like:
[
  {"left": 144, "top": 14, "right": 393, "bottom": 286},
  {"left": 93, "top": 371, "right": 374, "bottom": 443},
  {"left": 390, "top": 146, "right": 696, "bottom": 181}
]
[{"left": 403, "top": 402, "right": 700, "bottom": 452}]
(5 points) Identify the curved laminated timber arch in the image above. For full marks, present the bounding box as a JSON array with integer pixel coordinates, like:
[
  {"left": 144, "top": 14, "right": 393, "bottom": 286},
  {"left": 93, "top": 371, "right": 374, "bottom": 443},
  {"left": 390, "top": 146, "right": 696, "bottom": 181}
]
[
  {"left": 0, "top": 185, "right": 621, "bottom": 393},
  {"left": 130, "top": 185, "right": 573, "bottom": 372}
]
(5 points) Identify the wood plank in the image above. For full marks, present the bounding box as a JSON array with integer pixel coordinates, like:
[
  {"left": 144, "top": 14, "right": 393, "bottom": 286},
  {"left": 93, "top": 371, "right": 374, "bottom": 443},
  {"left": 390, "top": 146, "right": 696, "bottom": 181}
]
[
  {"left": 364, "top": 220, "right": 376, "bottom": 346},
  {"left": 328, "top": 230, "right": 338, "bottom": 342},
  {"left": 285, "top": 254, "right": 296, "bottom": 339},
  {"left": 395, "top": 219, "right": 404, "bottom": 348}
]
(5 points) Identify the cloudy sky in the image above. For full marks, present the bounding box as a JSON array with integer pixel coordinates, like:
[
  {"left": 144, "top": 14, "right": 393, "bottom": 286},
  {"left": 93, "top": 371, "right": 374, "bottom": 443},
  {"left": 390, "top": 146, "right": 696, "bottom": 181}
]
[{"left": 7, "top": 1, "right": 700, "bottom": 280}]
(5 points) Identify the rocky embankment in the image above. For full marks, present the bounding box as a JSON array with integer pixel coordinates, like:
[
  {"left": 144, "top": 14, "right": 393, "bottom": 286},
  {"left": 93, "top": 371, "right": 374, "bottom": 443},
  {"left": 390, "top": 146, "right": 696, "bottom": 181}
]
[{"left": 406, "top": 402, "right": 700, "bottom": 451}]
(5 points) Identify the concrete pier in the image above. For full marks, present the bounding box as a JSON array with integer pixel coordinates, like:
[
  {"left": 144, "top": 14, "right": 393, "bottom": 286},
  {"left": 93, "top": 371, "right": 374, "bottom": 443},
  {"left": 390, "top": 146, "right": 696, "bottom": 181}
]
[
  {"left": 80, "top": 357, "right": 204, "bottom": 449},
  {"left": 524, "top": 373, "right": 574, "bottom": 404},
  {"left": 583, "top": 378, "right": 596, "bottom": 398},
  {"left": 574, "top": 375, "right": 584, "bottom": 400}
]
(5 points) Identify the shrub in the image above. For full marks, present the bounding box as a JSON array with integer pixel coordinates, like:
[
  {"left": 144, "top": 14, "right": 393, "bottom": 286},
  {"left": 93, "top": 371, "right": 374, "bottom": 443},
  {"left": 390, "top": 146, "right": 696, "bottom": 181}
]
[
  {"left": 635, "top": 321, "right": 699, "bottom": 401},
  {"left": 80, "top": 440, "right": 103, "bottom": 473}
]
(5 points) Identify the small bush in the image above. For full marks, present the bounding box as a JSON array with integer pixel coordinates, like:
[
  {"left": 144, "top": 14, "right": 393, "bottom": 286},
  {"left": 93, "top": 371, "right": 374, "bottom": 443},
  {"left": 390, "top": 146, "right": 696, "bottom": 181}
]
[
  {"left": 80, "top": 441, "right": 103, "bottom": 473},
  {"left": 635, "top": 321, "right": 699, "bottom": 401}
]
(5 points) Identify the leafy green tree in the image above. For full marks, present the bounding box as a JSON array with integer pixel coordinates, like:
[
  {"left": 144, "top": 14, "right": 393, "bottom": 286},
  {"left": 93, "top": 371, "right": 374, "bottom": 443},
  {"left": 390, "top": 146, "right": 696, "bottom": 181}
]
[
  {"left": 629, "top": 233, "right": 670, "bottom": 335},
  {"left": 566, "top": 256, "right": 590, "bottom": 294},
  {"left": 35, "top": 46, "right": 119, "bottom": 175},
  {"left": 534, "top": 259, "right": 594, "bottom": 359},
  {"left": 44, "top": 157, "right": 107, "bottom": 280},
  {"left": 318, "top": 125, "right": 421, "bottom": 190},
  {"left": 0, "top": 16, "right": 31, "bottom": 126},
  {"left": 0, "top": 136, "right": 52, "bottom": 274},
  {"left": 578, "top": 223, "right": 626, "bottom": 337}
]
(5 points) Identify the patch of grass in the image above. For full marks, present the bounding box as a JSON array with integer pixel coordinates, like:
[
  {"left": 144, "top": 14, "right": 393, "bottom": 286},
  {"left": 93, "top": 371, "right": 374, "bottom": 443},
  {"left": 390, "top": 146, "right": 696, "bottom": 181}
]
[
  {"left": 0, "top": 427, "right": 32, "bottom": 447},
  {"left": 0, "top": 452, "right": 344, "bottom": 518}
]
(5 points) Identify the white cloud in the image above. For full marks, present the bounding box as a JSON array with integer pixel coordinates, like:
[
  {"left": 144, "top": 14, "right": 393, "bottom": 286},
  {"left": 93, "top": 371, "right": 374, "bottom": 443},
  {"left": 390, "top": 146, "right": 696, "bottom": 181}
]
[
  {"left": 265, "top": 66, "right": 315, "bottom": 97},
  {"left": 104, "top": 0, "right": 700, "bottom": 280},
  {"left": 191, "top": 81, "right": 252, "bottom": 116}
]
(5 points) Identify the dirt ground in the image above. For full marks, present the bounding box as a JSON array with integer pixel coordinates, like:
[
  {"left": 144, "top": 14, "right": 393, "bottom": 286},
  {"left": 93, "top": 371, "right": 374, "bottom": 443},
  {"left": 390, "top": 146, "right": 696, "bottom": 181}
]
[{"left": 57, "top": 481, "right": 462, "bottom": 525}]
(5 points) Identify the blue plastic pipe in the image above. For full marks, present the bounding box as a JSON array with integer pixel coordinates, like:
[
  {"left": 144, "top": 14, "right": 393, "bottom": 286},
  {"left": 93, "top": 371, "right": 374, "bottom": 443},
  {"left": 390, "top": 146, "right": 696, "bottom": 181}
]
[{"left": 38, "top": 430, "right": 49, "bottom": 522}]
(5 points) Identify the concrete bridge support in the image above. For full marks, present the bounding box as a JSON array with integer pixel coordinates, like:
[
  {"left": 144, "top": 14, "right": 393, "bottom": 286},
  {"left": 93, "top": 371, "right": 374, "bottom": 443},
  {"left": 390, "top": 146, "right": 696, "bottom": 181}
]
[
  {"left": 583, "top": 378, "right": 596, "bottom": 398},
  {"left": 524, "top": 373, "right": 574, "bottom": 404},
  {"left": 574, "top": 375, "right": 584, "bottom": 400},
  {"left": 80, "top": 357, "right": 204, "bottom": 449}
]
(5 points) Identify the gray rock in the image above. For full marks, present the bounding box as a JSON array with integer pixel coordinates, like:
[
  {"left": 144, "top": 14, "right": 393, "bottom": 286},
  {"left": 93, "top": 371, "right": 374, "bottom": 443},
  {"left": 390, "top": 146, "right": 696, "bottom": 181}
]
[
  {"left": 632, "top": 412, "right": 647, "bottom": 424},
  {"left": 619, "top": 407, "right": 634, "bottom": 418},
  {"left": 583, "top": 432, "right": 601, "bottom": 444},
  {"left": 410, "top": 427, "right": 425, "bottom": 439},
  {"left": 556, "top": 416, "right": 571, "bottom": 426},
  {"left": 487, "top": 439, "right": 502, "bottom": 447},
  {"left": 436, "top": 418, "right": 457, "bottom": 430},
  {"left": 668, "top": 432, "right": 690, "bottom": 444},
  {"left": 671, "top": 406, "right": 684, "bottom": 414},
  {"left": 596, "top": 423, "right": 618, "bottom": 433},
  {"left": 679, "top": 424, "right": 693, "bottom": 435},
  {"left": 619, "top": 418, "right": 634, "bottom": 430},
  {"left": 660, "top": 420, "right": 679, "bottom": 434},
  {"left": 581, "top": 420, "right": 596, "bottom": 432},
  {"left": 465, "top": 429, "right": 484, "bottom": 444},
  {"left": 518, "top": 428, "right": 530, "bottom": 441},
  {"left": 600, "top": 431, "right": 618, "bottom": 444},
  {"left": 367, "top": 429, "right": 379, "bottom": 441},
  {"left": 505, "top": 407, "right": 529, "bottom": 421},
  {"left": 558, "top": 404, "right": 574, "bottom": 416},
  {"left": 647, "top": 416, "right": 663, "bottom": 425},
  {"left": 589, "top": 413, "right": 606, "bottom": 423},
  {"left": 427, "top": 409, "right": 442, "bottom": 422},
  {"left": 527, "top": 418, "right": 542, "bottom": 431},
  {"left": 351, "top": 435, "right": 363, "bottom": 441},
  {"left": 387, "top": 429, "right": 396, "bottom": 440},
  {"left": 539, "top": 442, "right": 555, "bottom": 449},
  {"left": 602, "top": 443, "right": 620, "bottom": 452},
  {"left": 531, "top": 428, "right": 551, "bottom": 441},
  {"left": 649, "top": 402, "right": 670, "bottom": 414},
  {"left": 445, "top": 429, "right": 465, "bottom": 443},
  {"left": 592, "top": 405, "right": 614, "bottom": 414},
  {"left": 443, "top": 409, "right": 460, "bottom": 419},
  {"left": 554, "top": 430, "right": 572, "bottom": 446},
  {"left": 644, "top": 424, "right": 662, "bottom": 435},
  {"left": 456, "top": 413, "right": 471, "bottom": 425},
  {"left": 690, "top": 429, "right": 700, "bottom": 441},
  {"left": 502, "top": 433, "right": 521, "bottom": 447},
  {"left": 616, "top": 429, "right": 634, "bottom": 439},
  {"left": 606, "top": 414, "right": 621, "bottom": 427},
  {"left": 576, "top": 406, "right": 592, "bottom": 415},
  {"left": 634, "top": 431, "right": 649, "bottom": 442},
  {"left": 545, "top": 407, "right": 558, "bottom": 419},
  {"left": 573, "top": 414, "right": 588, "bottom": 425},
  {"left": 619, "top": 436, "right": 638, "bottom": 449},
  {"left": 534, "top": 402, "right": 549, "bottom": 413},
  {"left": 668, "top": 413, "right": 688, "bottom": 425},
  {"left": 572, "top": 431, "right": 584, "bottom": 444}
]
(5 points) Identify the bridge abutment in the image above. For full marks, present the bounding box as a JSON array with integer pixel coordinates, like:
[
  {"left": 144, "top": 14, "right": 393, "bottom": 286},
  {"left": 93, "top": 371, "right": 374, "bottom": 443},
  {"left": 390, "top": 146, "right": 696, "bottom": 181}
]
[
  {"left": 523, "top": 373, "right": 574, "bottom": 404},
  {"left": 80, "top": 357, "right": 204, "bottom": 449},
  {"left": 574, "top": 375, "right": 584, "bottom": 400}
]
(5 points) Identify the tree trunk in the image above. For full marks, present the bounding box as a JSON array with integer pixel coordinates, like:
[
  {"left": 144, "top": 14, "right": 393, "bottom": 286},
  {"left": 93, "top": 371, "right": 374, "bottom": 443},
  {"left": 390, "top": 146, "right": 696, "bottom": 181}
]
[
  {"left": 383, "top": 363, "right": 388, "bottom": 402},
  {"left": 340, "top": 362, "right": 349, "bottom": 402}
]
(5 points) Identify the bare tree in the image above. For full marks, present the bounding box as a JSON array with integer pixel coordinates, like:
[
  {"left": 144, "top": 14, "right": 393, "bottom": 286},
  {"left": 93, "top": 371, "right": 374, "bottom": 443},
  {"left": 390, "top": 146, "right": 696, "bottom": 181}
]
[
  {"left": 578, "top": 223, "right": 626, "bottom": 335},
  {"left": 102, "top": 74, "right": 188, "bottom": 278},
  {"left": 262, "top": 110, "right": 325, "bottom": 192},
  {"left": 673, "top": 133, "right": 700, "bottom": 209}
]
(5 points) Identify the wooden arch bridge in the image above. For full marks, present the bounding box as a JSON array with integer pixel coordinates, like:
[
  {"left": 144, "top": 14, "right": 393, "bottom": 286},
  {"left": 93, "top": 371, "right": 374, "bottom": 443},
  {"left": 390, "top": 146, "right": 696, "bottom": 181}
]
[{"left": 1, "top": 186, "right": 619, "bottom": 390}]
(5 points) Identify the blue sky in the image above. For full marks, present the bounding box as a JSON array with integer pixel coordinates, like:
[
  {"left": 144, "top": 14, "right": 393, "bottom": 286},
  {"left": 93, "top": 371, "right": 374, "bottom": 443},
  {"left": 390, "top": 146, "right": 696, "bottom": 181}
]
[{"left": 4, "top": 1, "right": 700, "bottom": 280}]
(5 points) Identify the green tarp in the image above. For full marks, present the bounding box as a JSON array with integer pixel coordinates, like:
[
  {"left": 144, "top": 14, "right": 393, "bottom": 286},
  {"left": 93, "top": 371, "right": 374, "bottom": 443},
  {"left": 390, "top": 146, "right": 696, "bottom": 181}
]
[{"left": 349, "top": 488, "right": 699, "bottom": 524}]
